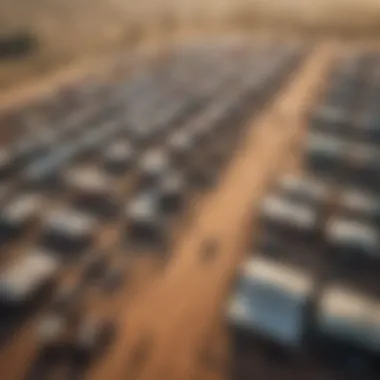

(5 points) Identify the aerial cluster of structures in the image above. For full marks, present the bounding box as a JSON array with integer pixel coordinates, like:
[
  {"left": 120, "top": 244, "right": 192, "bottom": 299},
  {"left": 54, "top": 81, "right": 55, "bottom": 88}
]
[
  {"left": 228, "top": 51, "right": 380, "bottom": 379},
  {"left": 2, "top": 36, "right": 380, "bottom": 380},
  {"left": 0, "top": 41, "right": 305, "bottom": 379}
]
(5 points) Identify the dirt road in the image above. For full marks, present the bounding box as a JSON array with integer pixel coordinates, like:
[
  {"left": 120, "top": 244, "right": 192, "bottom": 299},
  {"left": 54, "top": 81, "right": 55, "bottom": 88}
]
[{"left": 80, "top": 43, "right": 336, "bottom": 380}]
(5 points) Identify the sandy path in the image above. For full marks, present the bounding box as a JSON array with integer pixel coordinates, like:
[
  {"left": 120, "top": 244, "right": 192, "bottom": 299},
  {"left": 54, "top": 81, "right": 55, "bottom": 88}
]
[{"left": 82, "top": 43, "right": 337, "bottom": 380}]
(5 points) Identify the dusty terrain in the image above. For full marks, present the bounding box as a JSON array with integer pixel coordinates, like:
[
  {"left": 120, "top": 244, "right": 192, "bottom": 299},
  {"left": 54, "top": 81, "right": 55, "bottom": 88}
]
[{"left": 1, "top": 0, "right": 379, "bottom": 89}]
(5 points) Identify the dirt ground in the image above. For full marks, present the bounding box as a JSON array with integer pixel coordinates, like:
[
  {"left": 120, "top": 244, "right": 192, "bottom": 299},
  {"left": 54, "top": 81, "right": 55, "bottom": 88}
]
[
  {"left": 89, "top": 43, "right": 335, "bottom": 380},
  {"left": 0, "top": 42, "right": 337, "bottom": 380}
]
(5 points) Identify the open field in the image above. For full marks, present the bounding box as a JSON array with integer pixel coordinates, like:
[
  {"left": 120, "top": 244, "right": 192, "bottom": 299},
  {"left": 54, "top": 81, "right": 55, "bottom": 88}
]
[{"left": 1, "top": 0, "right": 380, "bottom": 89}]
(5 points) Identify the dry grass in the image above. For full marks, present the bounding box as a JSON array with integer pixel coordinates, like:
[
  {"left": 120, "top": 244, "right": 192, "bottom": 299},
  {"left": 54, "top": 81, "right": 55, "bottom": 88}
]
[{"left": 1, "top": 0, "right": 380, "bottom": 89}]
